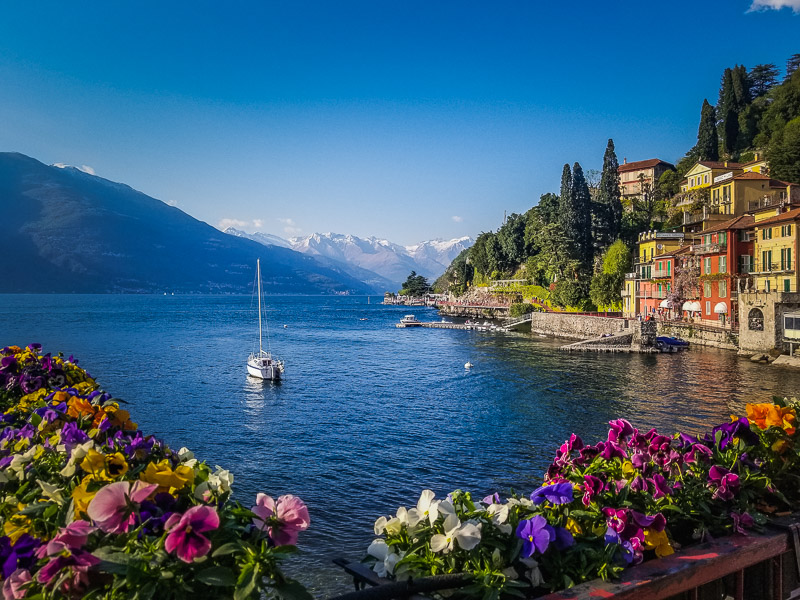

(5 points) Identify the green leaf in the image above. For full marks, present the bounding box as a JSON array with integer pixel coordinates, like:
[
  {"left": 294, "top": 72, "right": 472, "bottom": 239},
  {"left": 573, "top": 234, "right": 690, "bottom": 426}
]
[
  {"left": 134, "top": 580, "right": 157, "bottom": 600},
  {"left": 234, "top": 564, "right": 257, "bottom": 600},
  {"left": 211, "top": 541, "right": 242, "bottom": 557},
  {"left": 274, "top": 579, "right": 314, "bottom": 600},
  {"left": 196, "top": 566, "right": 237, "bottom": 587}
]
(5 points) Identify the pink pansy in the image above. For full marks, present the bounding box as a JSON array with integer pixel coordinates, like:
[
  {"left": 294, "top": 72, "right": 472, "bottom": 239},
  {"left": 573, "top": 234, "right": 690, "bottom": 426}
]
[
  {"left": 87, "top": 481, "right": 158, "bottom": 534},
  {"left": 35, "top": 520, "right": 97, "bottom": 559},
  {"left": 37, "top": 550, "right": 99, "bottom": 590},
  {"left": 164, "top": 505, "right": 220, "bottom": 563},
  {"left": 251, "top": 493, "right": 310, "bottom": 546},
  {"left": 2, "top": 568, "right": 31, "bottom": 600}
]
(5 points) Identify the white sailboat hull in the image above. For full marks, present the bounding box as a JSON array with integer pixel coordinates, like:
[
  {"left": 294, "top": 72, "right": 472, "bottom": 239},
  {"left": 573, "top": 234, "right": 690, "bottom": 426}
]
[{"left": 247, "top": 354, "right": 283, "bottom": 381}]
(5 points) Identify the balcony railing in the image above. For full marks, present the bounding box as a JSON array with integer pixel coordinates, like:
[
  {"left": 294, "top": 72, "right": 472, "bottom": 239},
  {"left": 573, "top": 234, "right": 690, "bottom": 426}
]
[
  {"left": 694, "top": 242, "right": 727, "bottom": 255},
  {"left": 751, "top": 262, "right": 795, "bottom": 274},
  {"left": 652, "top": 269, "right": 670, "bottom": 278},
  {"left": 683, "top": 211, "right": 705, "bottom": 225}
]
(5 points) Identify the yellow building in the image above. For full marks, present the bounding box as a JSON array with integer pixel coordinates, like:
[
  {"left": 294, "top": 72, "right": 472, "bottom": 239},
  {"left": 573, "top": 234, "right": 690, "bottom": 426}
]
[
  {"left": 680, "top": 160, "right": 744, "bottom": 193},
  {"left": 751, "top": 207, "right": 800, "bottom": 293},
  {"left": 709, "top": 172, "right": 799, "bottom": 216}
]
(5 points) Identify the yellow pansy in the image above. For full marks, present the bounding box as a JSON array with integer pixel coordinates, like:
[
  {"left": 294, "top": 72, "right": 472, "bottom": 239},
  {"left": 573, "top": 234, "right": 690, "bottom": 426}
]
[
  {"left": 4, "top": 513, "right": 31, "bottom": 544},
  {"left": 140, "top": 459, "right": 194, "bottom": 494},
  {"left": 566, "top": 517, "right": 583, "bottom": 536},
  {"left": 621, "top": 461, "right": 636, "bottom": 479},
  {"left": 80, "top": 449, "right": 112, "bottom": 481},
  {"left": 105, "top": 452, "right": 129, "bottom": 479},
  {"left": 644, "top": 528, "right": 674, "bottom": 558},
  {"left": 71, "top": 477, "right": 98, "bottom": 519}
]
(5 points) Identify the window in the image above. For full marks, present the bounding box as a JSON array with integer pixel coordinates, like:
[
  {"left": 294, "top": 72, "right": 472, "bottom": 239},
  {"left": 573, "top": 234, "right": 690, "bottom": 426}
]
[
  {"left": 704, "top": 257, "right": 712, "bottom": 274},
  {"left": 705, "top": 174, "right": 709, "bottom": 183},
  {"left": 719, "top": 256, "right": 727, "bottom": 273},
  {"left": 705, "top": 234, "right": 712, "bottom": 245},
  {"left": 740, "top": 255, "right": 752, "bottom": 273},
  {"left": 762, "top": 228, "right": 773, "bottom": 240},
  {"left": 749, "top": 308, "right": 764, "bottom": 330},
  {"left": 781, "top": 247, "right": 792, "bottom": 271},
  {"left": 667, "top": 261, "right": 671, "bottom": 276},
  {"left": 763, "top": 250, "right": 773, "bottom": 271},
  {"left": 766, "top": 280, "right": 771, "bottom": 293},
  {"left": 719, "top": 280, "right": 727, "bottom": 298},
  {"left": 739, "top": 230, "right": 751, "bottom": 242},
  {"left": 704, "top": 281, "right": 712, "bottom": 297},
  {"left": 782, "top": 225, "right": 793, "bottom": 237},
  {"left": 706, "top": 301, "right": 711, "bottom": 315},
  {"left": 719, "top": 232, "right": 727, "bottom": 245},
  {"left": 785, "top": 279, "right": 792, "bottom": 292}
]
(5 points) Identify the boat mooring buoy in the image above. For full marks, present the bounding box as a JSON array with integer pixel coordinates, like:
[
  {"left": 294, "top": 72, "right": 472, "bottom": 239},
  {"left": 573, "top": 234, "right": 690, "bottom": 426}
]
[{"left": 465, "top": 362, "right": 474, "bottom": 369}]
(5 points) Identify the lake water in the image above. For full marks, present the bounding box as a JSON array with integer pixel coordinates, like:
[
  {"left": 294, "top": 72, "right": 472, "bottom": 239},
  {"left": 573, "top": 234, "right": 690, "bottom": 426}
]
[{"left": 2, "top": 294, "right": 800, "bottom": 595}]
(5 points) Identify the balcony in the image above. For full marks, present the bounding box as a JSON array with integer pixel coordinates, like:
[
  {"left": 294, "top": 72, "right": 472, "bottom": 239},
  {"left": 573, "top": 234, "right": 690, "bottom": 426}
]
[
  {"left": 748, "top": 193, "right": 796, "bottom": 212},
  {"left": 683, "top": 211, "right": 705, "bottom": 225},
  {"left": 694, "top": 242, "right": 727, "bottom": 255},
  {"left": 652, "top": 269, "right": 671, "bottom": 278},
  {"left": 750, "top": 262, "right": 795, "bottom": 275}
]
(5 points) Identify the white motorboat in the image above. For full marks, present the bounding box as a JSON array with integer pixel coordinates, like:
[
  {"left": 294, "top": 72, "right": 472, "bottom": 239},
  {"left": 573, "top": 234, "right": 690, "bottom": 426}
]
[
  {"left": 396, "top": 315, "right": 422, "bottom": 328},
  {"left": 247, "top": 259, "right": 284, "bottom": 381}
]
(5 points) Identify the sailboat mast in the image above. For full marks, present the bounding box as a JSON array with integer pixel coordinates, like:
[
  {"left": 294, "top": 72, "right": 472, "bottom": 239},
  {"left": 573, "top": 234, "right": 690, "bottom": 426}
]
[{"left": 257, "top": 259, "right": 263, "bottom": 354}]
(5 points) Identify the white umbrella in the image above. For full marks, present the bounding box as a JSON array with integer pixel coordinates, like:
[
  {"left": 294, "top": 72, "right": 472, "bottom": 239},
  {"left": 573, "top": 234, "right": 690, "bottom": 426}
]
[
  {"left": 714, "top": 302, "right": 728, "bottom": 314},
  {"left": 659, "top": 299, "right": 672, "bottom": 308}
]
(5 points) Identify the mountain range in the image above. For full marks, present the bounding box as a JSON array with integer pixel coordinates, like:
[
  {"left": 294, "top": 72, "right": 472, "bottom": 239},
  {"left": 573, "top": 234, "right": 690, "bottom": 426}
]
[
  {"left": 0, "top": 152, "right": 373, "bottom": 294},
  {"left": 224, "top": 229, "right": 473, "bottom": 290}
]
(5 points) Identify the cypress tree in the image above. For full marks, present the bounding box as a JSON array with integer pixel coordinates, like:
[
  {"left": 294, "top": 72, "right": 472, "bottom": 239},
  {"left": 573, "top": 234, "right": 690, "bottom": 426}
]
[
  {"left": 732, "top": 64, "right": 750, "bottom": 109},
  {"left": 697, "top": 99, "right": 719, "bottom": 161},
  {"left": 571, "top": 163, "right": 593, "bottom": 269},
  {"left": 718, "top": 68, "right": 739, "bottom": 155},
  {"left": 785, "top": 53, "right": 800, "bottom": 82},
  {"left": 749, "top": 63, "right": 779, "bottom": 97},
  {"left": 559, "top": 163, "right": 572, "bottom": 218},
  {"left": 596, "top": 139, "right": 622, "bottom": 247}
]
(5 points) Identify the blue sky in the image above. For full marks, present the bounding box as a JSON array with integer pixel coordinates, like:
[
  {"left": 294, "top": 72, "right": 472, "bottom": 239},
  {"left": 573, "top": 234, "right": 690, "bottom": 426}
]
[{"left": 1, "top": 1, "right": 798, "bottom": 245}]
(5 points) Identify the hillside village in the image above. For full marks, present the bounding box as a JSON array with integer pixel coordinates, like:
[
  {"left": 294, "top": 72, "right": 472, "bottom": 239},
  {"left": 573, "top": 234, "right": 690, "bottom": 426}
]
[{"left": 437, "top": 55, "right": 800, "bottom": 358}]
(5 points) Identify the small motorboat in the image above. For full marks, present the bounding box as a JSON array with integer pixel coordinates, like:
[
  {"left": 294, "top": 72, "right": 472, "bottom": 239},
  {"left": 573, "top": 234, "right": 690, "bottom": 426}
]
[
  {"left": 396, "top": 315, "right": 422, "bottom": 328},
  {"left": 465, "top": 362, "right": 474, "bottom": 369}
]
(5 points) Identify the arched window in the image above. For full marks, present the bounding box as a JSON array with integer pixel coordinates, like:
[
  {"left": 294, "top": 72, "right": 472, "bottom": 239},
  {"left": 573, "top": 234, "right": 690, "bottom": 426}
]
[{"left": 748, "top": 308, "right": 764, "bottom": 331}]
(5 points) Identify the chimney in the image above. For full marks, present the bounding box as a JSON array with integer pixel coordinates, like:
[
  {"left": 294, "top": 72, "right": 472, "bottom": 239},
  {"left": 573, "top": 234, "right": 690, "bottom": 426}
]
[{"left": 623, "top": 158, "right": 627, "bottom": 165}]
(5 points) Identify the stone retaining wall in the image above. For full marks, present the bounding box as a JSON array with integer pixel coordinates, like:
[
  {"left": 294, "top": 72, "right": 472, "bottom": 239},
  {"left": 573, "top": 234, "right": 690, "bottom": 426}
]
[
  {"left": 525, "top": 312, "right": 630, "bottom": 341},
  {"left": 656, "top": 322, "right": 739, "bottom": 350}
]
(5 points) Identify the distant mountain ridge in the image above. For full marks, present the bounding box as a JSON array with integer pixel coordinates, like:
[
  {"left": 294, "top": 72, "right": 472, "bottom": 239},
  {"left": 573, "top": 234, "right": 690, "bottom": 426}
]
[
  {"left": 224, "top": 228, "right": 473, "bottom": 289},
  {"left": 0, "top": 152, "right": 372, "bottom": 294}
]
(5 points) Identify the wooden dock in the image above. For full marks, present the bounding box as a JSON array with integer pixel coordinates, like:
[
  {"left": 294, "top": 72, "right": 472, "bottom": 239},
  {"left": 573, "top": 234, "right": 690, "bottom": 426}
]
[
  {"left": 397, "top": 321, "right": 505, "bottom": 331},
  {"left": 561, "top": 344, "right": 660, "bottom": 353}
]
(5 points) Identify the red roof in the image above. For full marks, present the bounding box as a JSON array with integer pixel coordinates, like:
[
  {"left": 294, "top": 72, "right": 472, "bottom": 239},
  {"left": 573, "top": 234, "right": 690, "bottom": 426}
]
[
  {"left": 697, "top": 161, "right": 744, "bottom": 169},
  {"left": 701, "top": 215, "right": 754, "bottom": 233},
  {"left": 618, "top": 158, "right": 674, "bottom": 173},
  {"left": 752, "top": 207, "right": 800, "bottom": 227},
  {"left": 733, "top": 172, "right": 770, "bottom": 180}
]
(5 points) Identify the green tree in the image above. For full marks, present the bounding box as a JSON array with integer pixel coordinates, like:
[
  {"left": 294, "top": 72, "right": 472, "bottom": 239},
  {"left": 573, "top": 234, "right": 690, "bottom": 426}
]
[
  {"left": 531, "top": 222, "right": 579, "bottom": 283},
  {"left": 595, "top": 139, "right": 622, "bottom": 250},
  {"left": 401, "top": 271, "right": 430, "bottom": 297},
  {"left": 551, "top": 279, "right": 587, "bottom": 309},
  {"left": 589, "top": 272, "right": 622, "bottom": 308},
  {"left": 567, "top": 162, "right": 593, "bottom": 269},
  {"left": 767, "top": 116, "right": 800, "bottom": 183},
  {"left": 697, "top": 99, "right": 719, "bottom": 161},
  {"left": 602, "top": 239, "right": 633, "bottom": 276},
  {"left": 536, "top": 192, "right": 560, "bottom": 226},
  {"left": 749, "top": 63, "right": 779, "bottom": 97},
  {"left": 758, "top": 68, "right": 800, "bottom": 147},
  {"left": 718, "top": 68, "right": 740, "bottom": 155},
  {"left": 468, "top": 232, "right": 492, "bottom": 276},
  {"left": 785, "top": 53, "right": 800, "bottom": 82},
  {"left": 657, "top": 170, "right": 681, "bottom": 199},
  {"left": 496, "top": 212, "right": 526, "bottom": 267}
]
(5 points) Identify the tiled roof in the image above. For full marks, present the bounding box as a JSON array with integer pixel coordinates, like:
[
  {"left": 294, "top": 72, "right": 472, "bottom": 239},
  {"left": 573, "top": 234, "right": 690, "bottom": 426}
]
[
  {"left": 657, "top": 245, "right": 693, "bottom": 257},
  {"left": 618, "top": 158, "right": 674, "bottom": 173},
  {"left": 752, "top": 207, "right": 800, "bottom": 227},
  {"left": 733, "top": 172, "right": 770, "bottom": 180},
  {"left": 701, "top": 215, "right": 754, "bottom": 233},
  {"left": 697, "top": 161, "right": 744, "bottom": 169}
]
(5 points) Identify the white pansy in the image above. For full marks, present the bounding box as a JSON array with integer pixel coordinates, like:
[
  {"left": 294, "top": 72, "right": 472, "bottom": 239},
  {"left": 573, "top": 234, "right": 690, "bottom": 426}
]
[
  {"left": 502, "top": 567, "right": 518, "bottom": 580},
  {"left": 37, "top": 480, "right": 65, "bottom": 504},
  {"left": 8, "top": 446, "right": 38, "bottom": 480},
  {"left": 384, "top": 516, "right": 403, "bottom": 535},
  {"left": 430, "top": 514, "right": 482, "bottom": 554},
  {"left": 60, "top": 440, "right": 94, "bottom": 477},
  {"left": 374, "top": 516, "right": 388, "bottom": 535},
  {"left": 520, "top": 558, "right": 544, "bottom": 587},
  {"left": 194, "top": 481, "right": 212, "bottom": 502},
  {"left": 366, "top": 539, "right": 400, "bottom": 578},
  {"left": 416, "top": 489, "right": 440, "bottom": 525},
  {"left": 178, "top": 447, "right": 197, "bottom": 467},
  {"left": 208, "top": 466, "right": 233, "bottom": 493},
  {"left": 438, "top": 499, "right": 456, "bottom": 519},
  {"left": 486, "top": 502, "right": 509, "bottom": 524},
  {"left": 398, "top": 506, "right": 422, "bottom": 529}
]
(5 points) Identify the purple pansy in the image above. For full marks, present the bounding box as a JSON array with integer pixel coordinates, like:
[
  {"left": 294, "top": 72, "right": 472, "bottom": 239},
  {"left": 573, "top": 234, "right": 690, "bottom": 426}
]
[
  {"left": 530, "top": 482, "right": 574, "bottom": 505},
  {"left": 516, "top": 516, "right": 554, "bottom": 557}
]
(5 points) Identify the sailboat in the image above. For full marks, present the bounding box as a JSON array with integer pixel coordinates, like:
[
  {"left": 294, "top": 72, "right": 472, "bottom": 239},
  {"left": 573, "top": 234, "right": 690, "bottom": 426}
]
[{"left": 247, "top": 259, "right": 284, "bottom": 381}]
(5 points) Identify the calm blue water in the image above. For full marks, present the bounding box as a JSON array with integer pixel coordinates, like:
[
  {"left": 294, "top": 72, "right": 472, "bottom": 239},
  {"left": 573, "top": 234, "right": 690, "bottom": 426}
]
[{"left": 2, "top": 294, "right": 800, "bottom": 595}]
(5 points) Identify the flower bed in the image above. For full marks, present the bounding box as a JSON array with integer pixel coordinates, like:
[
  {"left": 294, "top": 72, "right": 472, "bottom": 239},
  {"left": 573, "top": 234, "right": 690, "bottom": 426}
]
[
  {"left": 0, "top": 344, "right": 311, "bottom": 600},
  {"left": 365, "top": 401, "right": 800, "bottom": 598}
]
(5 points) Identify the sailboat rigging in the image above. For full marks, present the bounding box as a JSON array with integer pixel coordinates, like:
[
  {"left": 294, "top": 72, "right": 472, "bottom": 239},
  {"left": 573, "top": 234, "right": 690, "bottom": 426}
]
[{"left": 247, "top": 259, "right": 284, "bottom": 381}]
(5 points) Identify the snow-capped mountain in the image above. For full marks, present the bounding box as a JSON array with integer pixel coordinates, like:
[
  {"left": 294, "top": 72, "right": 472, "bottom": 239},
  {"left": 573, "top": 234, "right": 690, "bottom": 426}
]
[
  {"left": 223, "top": 228, "right": 473, "bottom": 290},
  {"left": 223, "top": 228, "right": 291, "bottom": 248}
]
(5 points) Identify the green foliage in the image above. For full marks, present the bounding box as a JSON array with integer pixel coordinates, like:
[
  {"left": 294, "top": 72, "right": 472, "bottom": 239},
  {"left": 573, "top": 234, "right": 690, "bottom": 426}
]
[
  {"left": 550, "top": 279, "right": 587, "bottom": 309},
  {"left": 594, "top": 139, "right": 622, "bottom": 253},
  {"left": 786, "top": 53, "right": 800, "bottom": 81},
  {"left": 401, "top": 271, "right": 430, "bottom": 297},
  {"left": 767, "top": 116, "right": 800, "bottom": 183},
  {"left": 658, "top": 170, "right": 681, "bottom": 199},
  {"left": 510, "top": 302, "right": 535, "bottom": 317},
  {"left": 749, "top": 63, "right": 779, "bottom": 98},
  {"left": 589, "top": 272, "right": 623, "bottom": 308},
  {"left": 697, "top": 99, "right": 719, "bottom": 161},
  {"left": 602, "top": 240, "right": 632, "bottom": 276},
  {"left": 433, "top": 248, "right": 474, "bottom": 293}
]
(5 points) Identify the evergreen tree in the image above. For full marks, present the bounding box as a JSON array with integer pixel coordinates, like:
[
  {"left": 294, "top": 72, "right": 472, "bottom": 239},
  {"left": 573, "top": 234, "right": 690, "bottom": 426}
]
[
  {"left": 558, "top": 163, "right": 572, "bottom": 220},
  {"left": 536, "top": 192, "right": 560, "bottom": 226},
  {"left": 570, "top": 162, "right": 593, "bottom": 269},
  {"left": 767, "top": 117, "right": 800, "bottom": 184},
  {"left": 597, "top": 139, "right": 622, "bottom": 244},
  {"left": 732, "top": 64, "right": 751, "bottom": 108},
  {"left": 697, "top": 99, "right": 719, "bottom": 161},
  {"left": 749, "top": 63, "right": 779, "bottom": 97},
  {"left": 718, "top": 68, "right": 740, "bottom": 155},
  {"left": 786, "top": 53, "right": 800, "bottom": 82}
]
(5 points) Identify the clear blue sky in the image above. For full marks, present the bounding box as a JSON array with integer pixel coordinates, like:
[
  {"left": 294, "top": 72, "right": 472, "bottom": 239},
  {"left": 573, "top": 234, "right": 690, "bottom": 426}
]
[{"left": 1, "top": 1, "right": 798, "bottom": 245}]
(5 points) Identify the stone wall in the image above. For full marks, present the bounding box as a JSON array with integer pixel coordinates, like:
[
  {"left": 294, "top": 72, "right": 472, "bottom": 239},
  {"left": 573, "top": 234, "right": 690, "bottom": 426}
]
[
  {"left": 524, "top": 312, "right": 630, "bottom": 341},
  {"left": 656, "top": 322, "right": 739, "bottom": 350},
  {"left": 738, "top": 291, "right": 800, "bottom": 353}
]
